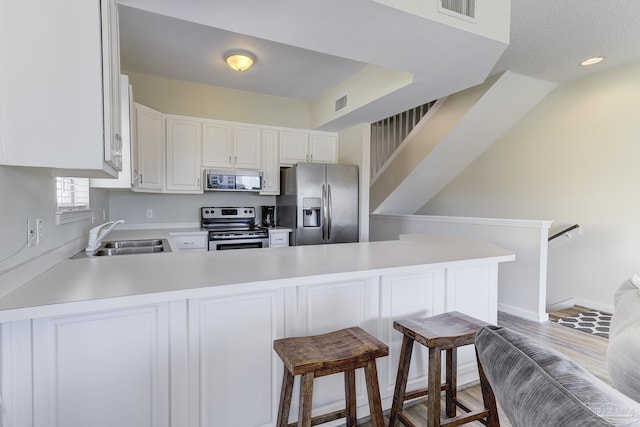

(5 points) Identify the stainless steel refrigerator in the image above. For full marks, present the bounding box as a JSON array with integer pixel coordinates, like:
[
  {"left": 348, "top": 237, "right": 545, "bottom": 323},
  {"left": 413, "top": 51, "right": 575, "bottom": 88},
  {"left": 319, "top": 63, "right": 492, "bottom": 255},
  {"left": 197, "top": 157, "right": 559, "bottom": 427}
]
[{"left": 276, "top": 162, "right": 359, "bottom": 245}]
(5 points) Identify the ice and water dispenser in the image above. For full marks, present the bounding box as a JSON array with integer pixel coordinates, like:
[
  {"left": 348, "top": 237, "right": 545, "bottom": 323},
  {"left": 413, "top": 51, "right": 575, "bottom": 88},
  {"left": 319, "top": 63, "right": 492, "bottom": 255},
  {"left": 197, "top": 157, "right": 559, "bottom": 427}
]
[{"left": 302, "top": 198, "right": 321, "bottom": 227}]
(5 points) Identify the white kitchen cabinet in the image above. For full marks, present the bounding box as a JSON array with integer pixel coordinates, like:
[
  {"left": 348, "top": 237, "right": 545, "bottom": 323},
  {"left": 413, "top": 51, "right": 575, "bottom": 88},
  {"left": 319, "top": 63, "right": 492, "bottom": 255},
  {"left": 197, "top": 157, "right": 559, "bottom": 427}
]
[
  {"left": 188, "top": 290, "right": 285, "bottom": 427},
  {"left": 260, "top": 129, "right": 280, "bottom": 195},
  {"left": 166, "top": 116, "right": 202, "bottom": 193},
  {"left": 134, "top": 103, "right": 165, "bottom": 192},
  {"left": 309, "top": 132, "right": 338, "bottom": 163},
  {"left": 169, "top": 231, "right": 208, "bottom": 252},
  {"left": 91, "top": 75, "right": 134, "bottom": 189},
  {"left": 202, "top": 120, "right": 261, "bottom": 170},
  {"left": 279, "top": 130, "right": 338, "bottom": 166},
  {"left": 292, "top": 278, "right": 380, "bottom": 422},
  {"left": 269, "top": 229, "right": 290, "bottom": 247},
  {"left": 0, "top": 0, "right": 121, "bottom": 178},
  {"left": 379, "top": 271, "right": 445, "bottom": 396},
  {"left": 202, "top": 121, "right": 233, "bottom": 168},
  {"left": 233, "top": 126, "right": 262, "bottom": 169},
  {"left": 279, "top": 131, "right": 309, "bottom": 165},
  {"left": 31, "top": 305, "right": 171, "bottom": 427}
]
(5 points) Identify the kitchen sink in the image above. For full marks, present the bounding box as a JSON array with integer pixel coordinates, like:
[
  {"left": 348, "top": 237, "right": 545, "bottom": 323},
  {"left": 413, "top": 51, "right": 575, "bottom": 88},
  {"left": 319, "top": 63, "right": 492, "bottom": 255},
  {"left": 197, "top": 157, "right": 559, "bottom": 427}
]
[
  {"left": 71, "top": 239, "right": 172, "bottom": 258},
  {"left": 103, "top": 239, "right": 165, "bottom": 249}
]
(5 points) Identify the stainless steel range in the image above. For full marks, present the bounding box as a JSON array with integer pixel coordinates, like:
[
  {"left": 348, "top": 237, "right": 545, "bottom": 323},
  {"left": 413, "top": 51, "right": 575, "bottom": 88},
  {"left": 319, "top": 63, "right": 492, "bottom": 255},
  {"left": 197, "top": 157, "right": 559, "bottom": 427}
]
[{"left": 201, "top": 207, "right": 269, "bottom": 251}]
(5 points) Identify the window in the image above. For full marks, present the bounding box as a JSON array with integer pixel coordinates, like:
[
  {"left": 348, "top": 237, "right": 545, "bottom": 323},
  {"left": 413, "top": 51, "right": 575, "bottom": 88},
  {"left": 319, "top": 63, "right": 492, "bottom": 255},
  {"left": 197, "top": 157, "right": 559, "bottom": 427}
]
[{"left": 55, "top": 177, "right": 92, "bottom": 224}]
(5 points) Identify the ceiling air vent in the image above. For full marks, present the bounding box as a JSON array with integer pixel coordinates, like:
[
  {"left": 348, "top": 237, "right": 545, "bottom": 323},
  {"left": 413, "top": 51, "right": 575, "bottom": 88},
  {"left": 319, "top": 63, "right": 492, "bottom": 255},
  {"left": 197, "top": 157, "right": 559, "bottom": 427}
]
[
  {"left": 335, "top": 94, "right": 348, "bottom": 112},
  {"left": 439, "top": 0, "right": 476, "bottom": 20}
]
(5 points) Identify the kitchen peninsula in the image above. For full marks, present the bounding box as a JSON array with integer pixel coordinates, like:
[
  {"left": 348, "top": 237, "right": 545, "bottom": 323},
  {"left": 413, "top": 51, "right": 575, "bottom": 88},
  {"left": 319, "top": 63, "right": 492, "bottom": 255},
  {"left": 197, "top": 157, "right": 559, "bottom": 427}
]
[{"left": 0, "top": 235, "right": 513, "bottom": 427}]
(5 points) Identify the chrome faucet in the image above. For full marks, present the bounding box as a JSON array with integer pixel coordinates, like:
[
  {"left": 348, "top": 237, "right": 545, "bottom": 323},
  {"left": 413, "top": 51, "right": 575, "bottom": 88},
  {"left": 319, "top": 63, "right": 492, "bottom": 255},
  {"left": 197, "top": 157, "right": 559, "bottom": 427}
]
[{"left": 85, "top": 220, "right": 125, "bottom": 252}]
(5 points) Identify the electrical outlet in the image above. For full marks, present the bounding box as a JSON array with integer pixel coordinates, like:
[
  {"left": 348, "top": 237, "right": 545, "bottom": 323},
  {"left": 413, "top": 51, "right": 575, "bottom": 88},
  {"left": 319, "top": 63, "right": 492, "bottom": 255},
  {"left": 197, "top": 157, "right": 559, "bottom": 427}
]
[
  {"left": 27, "top": 219, "right": 37, "bottom": 247},
  {"left": 36, "top": 219, "right": 43, "bottom": 245},
  {"left": 146, "top": 209, "right": 153, "bottom": 219}
]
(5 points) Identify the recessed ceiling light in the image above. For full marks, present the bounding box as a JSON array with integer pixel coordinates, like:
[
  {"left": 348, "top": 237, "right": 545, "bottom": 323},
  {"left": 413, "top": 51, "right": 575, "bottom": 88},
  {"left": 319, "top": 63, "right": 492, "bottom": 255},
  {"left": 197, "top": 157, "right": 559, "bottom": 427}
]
[
  {"left": 580, "top": 56, "right": 604, "bottom": 66},
  {"left": 225, "top": 52, "right": 255, "bottom": 72}
]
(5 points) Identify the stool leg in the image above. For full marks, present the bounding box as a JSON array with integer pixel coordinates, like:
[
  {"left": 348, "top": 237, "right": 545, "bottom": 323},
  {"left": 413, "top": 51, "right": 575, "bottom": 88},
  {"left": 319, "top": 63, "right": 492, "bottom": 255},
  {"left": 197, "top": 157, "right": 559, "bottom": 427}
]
[
  {"left": 276, "top": 370, "right": 294, "bottom": 427},
  {"left": 427, "top": 346, "right": 442, "bottom": 427},
  {"left": 389, "top": 336, "right": 414, "bottom": 427},
  {"left": 445, "top": 348, "right": 457, "bottom": 418},
  {"left": 344, "top": 370, "right": 357, "bottom": 427},
  {"left": 389, "top": 335, "right": 413, "bottom": 427},
  {"left": 476, "top": 349, "right": 500, "bottom": 427},
  {"left": 364, "top": 360, "right": 385, "bottom": 427},
  {"left": 298, "top": 372, "right": 315, "bottom": 427}
]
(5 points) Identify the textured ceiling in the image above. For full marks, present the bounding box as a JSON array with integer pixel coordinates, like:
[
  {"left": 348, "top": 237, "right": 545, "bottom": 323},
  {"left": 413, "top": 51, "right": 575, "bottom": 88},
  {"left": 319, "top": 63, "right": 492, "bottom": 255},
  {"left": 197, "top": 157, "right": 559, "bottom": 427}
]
[{"left": 491, "top": 0, "right": 640, "bottom": 83}]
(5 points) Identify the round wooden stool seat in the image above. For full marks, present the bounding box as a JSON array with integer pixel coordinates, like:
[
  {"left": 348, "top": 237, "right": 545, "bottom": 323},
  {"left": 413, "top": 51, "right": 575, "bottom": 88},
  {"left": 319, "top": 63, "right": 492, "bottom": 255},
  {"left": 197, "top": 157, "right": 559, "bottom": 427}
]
[
  {"left": 274, "top": 327, "right": 389, "bottom": 427},
  {"left": 389, "top": 311, "right": 500, "bottom": 427}
]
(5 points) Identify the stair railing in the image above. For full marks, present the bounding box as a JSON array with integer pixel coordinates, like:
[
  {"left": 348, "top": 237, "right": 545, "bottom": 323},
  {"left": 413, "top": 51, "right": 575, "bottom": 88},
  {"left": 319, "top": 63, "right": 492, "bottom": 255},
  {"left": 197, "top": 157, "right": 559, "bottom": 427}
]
[{"left": 370, "top": 101, "right": 435, "bottom": 178}]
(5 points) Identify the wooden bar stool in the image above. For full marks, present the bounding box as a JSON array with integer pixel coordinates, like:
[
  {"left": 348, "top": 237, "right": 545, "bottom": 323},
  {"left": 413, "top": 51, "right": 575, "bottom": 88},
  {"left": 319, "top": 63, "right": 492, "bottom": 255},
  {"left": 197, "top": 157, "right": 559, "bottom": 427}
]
[
  {"left": 389, "top": 311, "right": 499, "bottom": 427},
  {"left": 273, "top": 327, "right": 389, "bottom": 427}
]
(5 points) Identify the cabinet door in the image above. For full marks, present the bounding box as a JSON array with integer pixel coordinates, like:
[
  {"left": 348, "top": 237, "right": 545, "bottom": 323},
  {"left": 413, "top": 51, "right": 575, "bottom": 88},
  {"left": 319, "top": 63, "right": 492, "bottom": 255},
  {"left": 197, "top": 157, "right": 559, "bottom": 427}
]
[
  {"left": 202, "top": 122, "right": 233, "bottom": 168},
  {"left": 101, "top": 0, "right": 121, "bottom": 171},
  {"left": 294, "top": 279, "right": 379, "bottom": 422},
  {"left": 309, "top": 133, "right": 338, "bottom": 163},
  {"left": 233, "top": 126, "right": 262, "bottom": 169},
  {"left": 379, "top": 270, "right": 445, "bottom": 398},
  {"left": 135, "top": 103, "right": 164, "bottom": 191},
  {"left": 260, "top": 129, "right": 280, "bottom": 195},
  {"left": 166, "top": 117, "right": 202, "bottom": 193},
  {"left": 0, "top": 0, "right": 117, "bottom": 177},
  {"left": 279, "top": 131, "right": 309, "bottom": 165},
  {"left": 91, "top": 75, "right": 133, "bottom": 189},
  {"left": 188, "top": 290, "right": 284, "bottom": 427},
  {"left": 32, "top": 305, "right": 171, "bottom": 427}
]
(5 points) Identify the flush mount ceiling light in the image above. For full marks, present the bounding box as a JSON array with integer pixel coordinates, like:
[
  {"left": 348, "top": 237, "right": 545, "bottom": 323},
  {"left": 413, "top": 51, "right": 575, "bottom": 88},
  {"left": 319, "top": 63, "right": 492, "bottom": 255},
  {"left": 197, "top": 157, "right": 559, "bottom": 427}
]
[
  {"left": 580, "top": 56, "right": 604, "bottom": 66},
  {"left": 225, "top": 52, "right": 255, "bottom": 72}
]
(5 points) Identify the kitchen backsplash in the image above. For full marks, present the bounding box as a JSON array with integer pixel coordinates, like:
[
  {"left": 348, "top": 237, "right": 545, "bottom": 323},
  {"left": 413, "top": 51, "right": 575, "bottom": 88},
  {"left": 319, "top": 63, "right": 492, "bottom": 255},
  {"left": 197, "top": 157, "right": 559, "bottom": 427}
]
[{"left": 107, "top": 190, "right": 276, "bottom": 225}]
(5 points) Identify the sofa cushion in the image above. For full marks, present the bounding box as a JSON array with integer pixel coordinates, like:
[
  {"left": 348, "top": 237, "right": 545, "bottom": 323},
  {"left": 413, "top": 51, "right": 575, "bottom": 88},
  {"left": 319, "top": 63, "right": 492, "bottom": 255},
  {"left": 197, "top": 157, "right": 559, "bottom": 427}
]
[
  {"left": 607, "top": 275, "right": 640, "bottom": 403},
  {"left": 476, "top": 325, "right": 640, "bottom": 427}
]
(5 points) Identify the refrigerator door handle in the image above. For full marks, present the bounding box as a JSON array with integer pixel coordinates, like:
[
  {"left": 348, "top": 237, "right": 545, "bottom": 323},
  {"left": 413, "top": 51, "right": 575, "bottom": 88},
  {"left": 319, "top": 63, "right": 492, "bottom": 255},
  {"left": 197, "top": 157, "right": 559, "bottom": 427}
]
[
  {"left": 321, "top": 184, "right": 327, "bottom": 240},
  {"left": 327, "top": 184, "right": 332, "bottom": 240}
]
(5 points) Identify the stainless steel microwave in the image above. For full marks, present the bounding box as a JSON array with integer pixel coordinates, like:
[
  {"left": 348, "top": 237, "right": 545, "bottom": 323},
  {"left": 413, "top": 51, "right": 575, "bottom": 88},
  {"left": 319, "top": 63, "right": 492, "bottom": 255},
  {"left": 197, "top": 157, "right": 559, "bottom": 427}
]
[{"left": 203, "top": 169, "right": 263, "bottom": 192}]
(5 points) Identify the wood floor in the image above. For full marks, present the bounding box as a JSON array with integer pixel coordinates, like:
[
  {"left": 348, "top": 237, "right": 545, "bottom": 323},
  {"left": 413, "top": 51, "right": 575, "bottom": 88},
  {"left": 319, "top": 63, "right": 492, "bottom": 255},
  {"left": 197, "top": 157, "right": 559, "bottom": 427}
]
[{"left": 357, "top": 308, "right": 610, "bottom": 427}]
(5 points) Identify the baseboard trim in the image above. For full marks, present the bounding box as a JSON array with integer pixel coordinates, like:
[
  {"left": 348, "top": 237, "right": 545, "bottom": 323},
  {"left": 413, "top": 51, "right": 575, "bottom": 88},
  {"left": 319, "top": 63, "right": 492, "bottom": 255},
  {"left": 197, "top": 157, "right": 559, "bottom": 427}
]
[{"left": 498, "top": 303, "right": 549, "bottom": 323}]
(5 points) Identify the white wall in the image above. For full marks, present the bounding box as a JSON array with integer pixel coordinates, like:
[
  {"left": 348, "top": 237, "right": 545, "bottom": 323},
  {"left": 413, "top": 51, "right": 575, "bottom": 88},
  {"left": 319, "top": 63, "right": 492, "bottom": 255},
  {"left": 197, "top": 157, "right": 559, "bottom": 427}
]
[
  {"left": 108, "top": 190, "right": 275, "bottom": 226},
  {"left": 418, "top": 60, "right": 640, "bottom": 311},
  {"left": 126, "top": 71, "right": 312, "bottom": 130},
  {"left": 0, "top": 166, "right": 109, "bottom": 294}
]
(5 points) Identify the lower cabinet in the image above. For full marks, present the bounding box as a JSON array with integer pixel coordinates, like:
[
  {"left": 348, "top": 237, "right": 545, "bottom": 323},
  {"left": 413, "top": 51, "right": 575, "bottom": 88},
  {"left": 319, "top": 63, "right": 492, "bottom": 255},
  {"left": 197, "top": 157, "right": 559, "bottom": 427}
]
[
  {"left": 31, "top": 305, "right": 171, "bottom": 427},
  {"left": 188, "top": 290, "right": 285, "bottom": 427},
  {"left": 0, "top": 263, "right": 498, "bottom": 427}
]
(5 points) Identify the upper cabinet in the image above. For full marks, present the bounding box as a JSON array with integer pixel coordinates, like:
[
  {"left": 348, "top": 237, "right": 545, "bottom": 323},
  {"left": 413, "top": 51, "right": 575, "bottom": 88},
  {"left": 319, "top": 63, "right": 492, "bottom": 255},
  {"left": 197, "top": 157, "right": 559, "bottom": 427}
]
[
  {"left": 0, "top": 0, "right": 121, "bottom": 178},
  {"left": 166, "top": 115, "right": 202, "bottom": 193},
  {"left": 279, "top": 131, "right": 337, "bottom": 166},
  {"left": 133, "top": 103, "right": 165, "bottom": 192},
  {"left": 202, "top": 120, "right": 261, "bottom": 170},
  {"left": 91, "top": 75, "right": 134, "bottom": 189}
]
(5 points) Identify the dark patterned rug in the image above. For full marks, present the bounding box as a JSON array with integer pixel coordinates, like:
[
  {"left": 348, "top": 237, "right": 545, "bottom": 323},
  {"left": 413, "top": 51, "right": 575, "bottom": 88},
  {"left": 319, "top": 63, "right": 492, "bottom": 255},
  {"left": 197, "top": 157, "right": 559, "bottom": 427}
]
[{"left": 553, "top": 310, "right": 611, "bottom": 339}]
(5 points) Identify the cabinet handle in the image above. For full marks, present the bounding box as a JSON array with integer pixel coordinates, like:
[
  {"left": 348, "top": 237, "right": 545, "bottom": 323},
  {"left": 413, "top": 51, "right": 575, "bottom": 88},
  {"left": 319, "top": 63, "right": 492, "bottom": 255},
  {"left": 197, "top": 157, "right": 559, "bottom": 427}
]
[
  {"left": 310, "top": 154, "right": 313, "bottom": 162},
  {"left": 235, "top": 156, "right": 238, "bottom": 164},
  {"left": 228, "top": 156, "right": 232, "bottom": 164},
  {"left": 140, "top": 174, "right": 143, "bottom": 183}
]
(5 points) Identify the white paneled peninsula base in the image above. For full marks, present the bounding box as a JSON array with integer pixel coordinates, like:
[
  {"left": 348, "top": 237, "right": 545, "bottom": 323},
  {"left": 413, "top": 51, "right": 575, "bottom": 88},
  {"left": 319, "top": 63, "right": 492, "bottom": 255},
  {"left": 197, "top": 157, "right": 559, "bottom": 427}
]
[{"left": 0, "top": 236, "right": 513, "bottom": 427}]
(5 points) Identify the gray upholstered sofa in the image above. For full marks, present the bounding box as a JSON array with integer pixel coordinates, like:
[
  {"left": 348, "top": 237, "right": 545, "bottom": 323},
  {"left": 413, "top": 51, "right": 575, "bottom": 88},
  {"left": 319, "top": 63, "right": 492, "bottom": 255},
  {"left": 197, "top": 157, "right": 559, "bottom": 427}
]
[{"left": 476, "top": 280, "right": 640, "bottom": 427}]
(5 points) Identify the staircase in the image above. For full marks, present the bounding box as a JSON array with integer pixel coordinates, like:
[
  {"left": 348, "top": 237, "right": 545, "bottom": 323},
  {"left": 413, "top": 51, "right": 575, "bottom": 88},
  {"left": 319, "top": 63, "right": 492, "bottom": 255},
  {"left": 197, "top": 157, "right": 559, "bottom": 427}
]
[
  {"left": 370, "top": 71, "right": 558, "bottom": 215},
  {"left": 370, "top": 101, "right": 435, "bottom": 179}
]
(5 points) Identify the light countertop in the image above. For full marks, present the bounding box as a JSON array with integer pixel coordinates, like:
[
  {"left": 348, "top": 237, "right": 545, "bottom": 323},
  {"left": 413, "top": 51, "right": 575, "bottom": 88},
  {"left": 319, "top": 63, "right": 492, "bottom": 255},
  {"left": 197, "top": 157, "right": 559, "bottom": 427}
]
[{"left": 0, "top": 233, "right": 514, "bottom": 322}]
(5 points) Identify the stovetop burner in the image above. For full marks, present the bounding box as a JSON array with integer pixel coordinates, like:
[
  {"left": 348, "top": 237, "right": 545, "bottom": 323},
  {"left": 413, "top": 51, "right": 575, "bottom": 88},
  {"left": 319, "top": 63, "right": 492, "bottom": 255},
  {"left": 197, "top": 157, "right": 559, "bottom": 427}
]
[{"left": 201, "top": 206, "right": 268, "bottom": 239}]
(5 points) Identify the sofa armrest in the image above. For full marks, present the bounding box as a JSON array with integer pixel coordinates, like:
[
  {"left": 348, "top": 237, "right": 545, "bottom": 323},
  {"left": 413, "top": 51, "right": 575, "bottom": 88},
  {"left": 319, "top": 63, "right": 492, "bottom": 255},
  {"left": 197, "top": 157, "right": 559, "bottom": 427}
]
[{"left": 476, "top": 326, "right": 640, "bottom": 427}]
